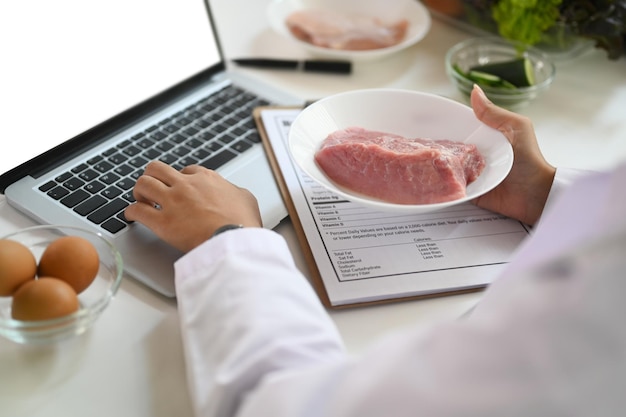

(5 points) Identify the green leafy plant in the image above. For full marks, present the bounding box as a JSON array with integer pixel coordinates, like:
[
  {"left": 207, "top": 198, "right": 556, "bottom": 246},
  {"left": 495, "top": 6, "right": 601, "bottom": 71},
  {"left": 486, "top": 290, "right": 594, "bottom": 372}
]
[
  {"left": 560, "top": 0, "right": 626, "bottom": 59},
  {"left": 462, "top": 0, "right": 626, "bottom": 59},
  {"left": 492, "top": 0, "right": 563, "bottom": 46}
]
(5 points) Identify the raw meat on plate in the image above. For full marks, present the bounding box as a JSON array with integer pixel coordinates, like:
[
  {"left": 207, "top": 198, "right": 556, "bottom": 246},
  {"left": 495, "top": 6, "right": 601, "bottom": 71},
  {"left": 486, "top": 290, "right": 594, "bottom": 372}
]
[{"left": 314, "top": 127, "right": 486, "bottom": 204}]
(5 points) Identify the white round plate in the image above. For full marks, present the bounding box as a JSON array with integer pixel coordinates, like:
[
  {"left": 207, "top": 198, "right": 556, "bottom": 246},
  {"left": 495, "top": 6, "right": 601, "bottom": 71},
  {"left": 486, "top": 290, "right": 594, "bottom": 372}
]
[
  {"left": 288, "top": 89, "right": 514, "bottom": 214},
  {"left": 267, "top": 0, "right": 431, "bottom": 61}
]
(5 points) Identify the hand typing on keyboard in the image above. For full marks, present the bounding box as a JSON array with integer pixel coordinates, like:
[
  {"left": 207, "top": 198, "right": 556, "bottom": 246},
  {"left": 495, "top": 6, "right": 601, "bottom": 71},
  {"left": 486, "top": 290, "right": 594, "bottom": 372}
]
[
  {"left": 124, "top": 160, "right": 262, "bottom": 253},
  {"left": 38, "top": 85, "right": 268, "bottom": 236}
]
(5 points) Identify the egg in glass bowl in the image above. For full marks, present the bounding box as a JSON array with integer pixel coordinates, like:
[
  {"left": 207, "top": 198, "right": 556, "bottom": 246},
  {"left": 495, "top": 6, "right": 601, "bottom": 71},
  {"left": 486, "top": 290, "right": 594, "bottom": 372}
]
[
  {"left": 0, "top": 225, "right": 123, "bottom": 345},
  {"left": 446, "top": 36, "right": 556, "bottom": 109}
]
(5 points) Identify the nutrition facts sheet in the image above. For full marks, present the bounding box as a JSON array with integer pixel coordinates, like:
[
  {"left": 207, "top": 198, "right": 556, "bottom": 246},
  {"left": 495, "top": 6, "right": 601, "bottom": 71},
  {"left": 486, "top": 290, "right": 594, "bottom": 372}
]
[{"left": 258, "top": 108, "right": 529, "bottom": 307}]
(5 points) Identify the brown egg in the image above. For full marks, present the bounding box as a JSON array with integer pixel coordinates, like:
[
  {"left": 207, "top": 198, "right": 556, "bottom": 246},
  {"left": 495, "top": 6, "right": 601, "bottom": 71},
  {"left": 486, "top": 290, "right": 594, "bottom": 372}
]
[
  {"left": 11, "top": 277, "right": 79, "bottom": 321},
  {"left": 38, "top": 236, "right": 99, "bottom": 294},
  {"left": 0, "top": 239, "right": 37, "bottom": 296}
]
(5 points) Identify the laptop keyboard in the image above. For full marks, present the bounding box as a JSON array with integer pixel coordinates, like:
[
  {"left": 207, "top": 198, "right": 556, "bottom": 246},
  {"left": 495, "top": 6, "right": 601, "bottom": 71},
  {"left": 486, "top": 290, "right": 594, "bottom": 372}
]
[{"left": 37, "top": 85, "right": 270, "bottom": 235}]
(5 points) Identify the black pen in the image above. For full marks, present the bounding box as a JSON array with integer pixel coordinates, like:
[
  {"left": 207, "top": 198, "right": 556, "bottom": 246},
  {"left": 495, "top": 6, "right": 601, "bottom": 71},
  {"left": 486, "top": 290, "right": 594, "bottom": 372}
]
[{"left": 232, "top": 58, "right": 351, "bottom": 75}]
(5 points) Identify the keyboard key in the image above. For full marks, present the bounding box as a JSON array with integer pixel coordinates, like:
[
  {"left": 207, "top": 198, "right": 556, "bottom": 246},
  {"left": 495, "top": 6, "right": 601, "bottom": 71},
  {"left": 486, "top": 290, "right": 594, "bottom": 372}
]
[
  {"left": 109, "top": 153, "right": 128, "bottom": 165},
  {"left": 207, "top": 141, "right": 222, "bottom": 152},
  {"left": 199, "top": 149, "right": 237, "bottom": 170},
  {"left": 158, "top": 117, "right": 173, "bottom": 127},
  {"left": 93, "top": 161, "right": 114, "bottom": 173},
  {"left": 129, "top": 156, "right": 149, "bottom": 168},
  {"left": 116, "top": 178, "right": 135, "bottom": 190},
  {"left": 87, "top": 155, "right": 103, "bottom": 164},
  {"left": 143, "top": 148, "right": 161, "bottom": 160},
  {"left": 114, "top": 164, "right": 134, "bottom": 176},
  {"left": 131, "top": 132, "right": 146, "bottom": 141},
  {"left": 171, "top": 133, "right": 187, "bottom": 144},
  {"left": 71, "top": 163, "right": 88, "bottom": 173},
  {"left": 183, "top": 126, "right": 200, "bottom": 136},
  {"left": 232, "top": 140, "right": 252, "bottom": 153},
  {"left": 61, "top": 189, "right": 90, "bottom": 208},
  {"left": 117, "top": 210, "right": 132, "bottom": 223},
  {"left": 63, "top": 177, "right": 85, "bottom": 191},
  {"left": 102, "top": 217, "right": 127, "bottom": 234},
  {"left": 87, "top": 198, "right": 129, "bottom": 224},
  {"left": 74, "top": 195, "right": 107, "bottom": 216},
  {"left": 100, "top": 173, "right": 120, "bottom": 185},
  {"left": 130, "top": 169, "right": 144, "bottom": 180},
  {"left": 79, "top": 168, "right": 100, "bottom": 181},
  {"left": 159, "top": 153, "right": 177, "bottom": 165},
  {"left": 163, "top": 124, "right": 179, "bottom": 134},
  {"left": 55, "top": 171, "right": 73, "bottom": 182},
  {"left": 245, "top": 130, "right": 261, "bottom": 143},
  {"left": 122, "top": 191, "right": 136, "bottom": 202},
  {"left": 103, "top": 147, "right": 118, "bottom": 157},
  {"left": 179, "top": 156, "right": 199, "bottom": 167},
  {"left": 231, "top": 126, "right": 246, "bottom": 136},
  {"left": 122, "top": 145, "right": 142, "bottom": 156},
  {"left": 172, "top": 145, "right": 191, "bottom": 157},
  {"left": 150, "top": 130, "right": 167, "bottom": 141},
  {"left": 191, "top": 148, "right": 210, "bottom": 160},
  {"left": 174, "top": 116, "right": 192, "bottom": 127},
  {"left": 117, "top": 139, "right": 133, "bottom": 149},
  {"left": 47, "top": 186, "right": 70, "bottom": 200},
  {"left": 85, "top": 180, "right": 106, "bottom": 194},
  {"left": 156, "top": 141, "right": 175, "bottom": 152},
  {"left": 137, "top": 138, "right": 155, "bottom": 148},
  {"left": 219, "top": 133, "right": 237, "bottom": 144},
  {"left": 102, "top": 186, "right": 123, "bottom": 199},
  {"left": 39, "top": 181, "right": 56, "bottom": 192}
]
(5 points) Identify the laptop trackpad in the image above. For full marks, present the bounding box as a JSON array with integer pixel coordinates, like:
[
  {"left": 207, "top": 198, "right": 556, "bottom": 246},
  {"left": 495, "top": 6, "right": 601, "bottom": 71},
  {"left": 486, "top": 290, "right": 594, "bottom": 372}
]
[
  {"left": 224, "top": 152, "right": 288, "bottom": 230},
  {"left": 119, "top": 224, "right": 181, "bottom": 297}
]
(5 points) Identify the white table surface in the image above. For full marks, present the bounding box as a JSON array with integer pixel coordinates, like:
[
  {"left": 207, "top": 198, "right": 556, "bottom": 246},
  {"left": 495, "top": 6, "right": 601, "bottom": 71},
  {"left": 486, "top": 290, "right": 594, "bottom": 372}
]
[{"left": 2, "top": 1, "right": 626, "bottom": 416}]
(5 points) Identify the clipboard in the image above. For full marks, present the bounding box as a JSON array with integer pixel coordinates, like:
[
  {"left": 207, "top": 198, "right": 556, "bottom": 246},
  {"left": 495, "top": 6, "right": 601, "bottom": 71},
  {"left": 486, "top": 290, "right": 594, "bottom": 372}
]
[
  {"left": 254, "top": 106, "right": 333, "bottom": 308},
  {"left": 253, "top": 106, "right": 528, "bottom": 309}
]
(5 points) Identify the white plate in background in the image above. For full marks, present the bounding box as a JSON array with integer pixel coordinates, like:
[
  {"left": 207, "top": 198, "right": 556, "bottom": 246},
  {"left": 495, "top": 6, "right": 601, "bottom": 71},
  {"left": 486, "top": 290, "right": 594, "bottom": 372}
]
[{"left": 267, "top": 0, "right": 431, "bottom": 61}]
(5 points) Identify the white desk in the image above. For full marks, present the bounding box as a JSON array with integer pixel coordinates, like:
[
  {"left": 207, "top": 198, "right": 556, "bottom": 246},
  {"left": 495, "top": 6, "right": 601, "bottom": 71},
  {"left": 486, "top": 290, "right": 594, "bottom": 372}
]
[{"left": 2, "top": 1, "right": 626, "bottom": 416}]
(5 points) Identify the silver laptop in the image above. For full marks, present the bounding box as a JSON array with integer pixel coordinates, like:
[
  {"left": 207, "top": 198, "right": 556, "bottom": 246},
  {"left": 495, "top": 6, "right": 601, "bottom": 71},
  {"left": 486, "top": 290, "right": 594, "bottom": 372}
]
[{"left": 0, "top": 0, "right": 301, "bottom": 297}]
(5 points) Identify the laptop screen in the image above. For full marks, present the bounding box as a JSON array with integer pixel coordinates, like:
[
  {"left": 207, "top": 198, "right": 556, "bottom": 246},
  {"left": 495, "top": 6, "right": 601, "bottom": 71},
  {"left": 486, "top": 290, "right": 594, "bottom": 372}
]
[{"left": 0, "top": 0, "right": 219, "bottom": 177}]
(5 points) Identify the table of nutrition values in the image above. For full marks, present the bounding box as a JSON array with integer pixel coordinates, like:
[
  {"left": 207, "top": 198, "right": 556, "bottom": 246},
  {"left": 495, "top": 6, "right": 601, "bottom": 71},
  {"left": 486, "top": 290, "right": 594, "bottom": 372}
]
[{"left": 303, "top": 175, "right": 528, "bottom": 281}]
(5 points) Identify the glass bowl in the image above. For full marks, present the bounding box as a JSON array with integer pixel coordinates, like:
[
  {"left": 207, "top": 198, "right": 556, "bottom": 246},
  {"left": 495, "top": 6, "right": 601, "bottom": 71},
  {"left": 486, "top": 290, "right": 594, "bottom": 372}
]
[
  {"left": 0, "top": 225, "right": 123, "bottom": 345},
  {"left": 445, "top": 37, "right": 556, "bottom": 108}
]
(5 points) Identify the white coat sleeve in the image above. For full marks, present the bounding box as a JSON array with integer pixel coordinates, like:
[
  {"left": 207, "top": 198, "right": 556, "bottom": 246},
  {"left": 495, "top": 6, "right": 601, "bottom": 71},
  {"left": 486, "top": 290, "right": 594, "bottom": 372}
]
[
  {"left": 540, "top": 167, "right": 593, "bottom": 224},
  {"left": 176, "top": 164, "right": 626, "bottom": 417},
  {"left": 174, "top": 228, "right": 347, "bottom": 417}
]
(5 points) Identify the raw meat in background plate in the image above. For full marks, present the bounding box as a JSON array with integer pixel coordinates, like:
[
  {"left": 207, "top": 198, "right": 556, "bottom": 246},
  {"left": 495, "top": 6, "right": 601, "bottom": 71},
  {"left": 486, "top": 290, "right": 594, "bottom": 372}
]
[{"left": 286, "top": 9, "right": 409, "bottom": 51}]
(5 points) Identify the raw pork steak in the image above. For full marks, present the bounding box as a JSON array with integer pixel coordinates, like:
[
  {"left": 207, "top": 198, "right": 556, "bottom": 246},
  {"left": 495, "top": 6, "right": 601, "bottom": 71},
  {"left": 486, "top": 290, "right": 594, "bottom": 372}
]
[
  {"left": 286, "top": 10, "right": 408, "bottom": 51},
  {"left": 314, "top": 127, "right": 486, "bottom": 204}
]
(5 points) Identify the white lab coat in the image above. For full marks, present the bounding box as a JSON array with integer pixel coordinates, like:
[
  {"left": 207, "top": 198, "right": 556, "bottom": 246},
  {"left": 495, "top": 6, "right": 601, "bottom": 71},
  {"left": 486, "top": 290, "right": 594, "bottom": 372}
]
[{"left": 175, "top": 163, "right": 626, "bottom": 417}]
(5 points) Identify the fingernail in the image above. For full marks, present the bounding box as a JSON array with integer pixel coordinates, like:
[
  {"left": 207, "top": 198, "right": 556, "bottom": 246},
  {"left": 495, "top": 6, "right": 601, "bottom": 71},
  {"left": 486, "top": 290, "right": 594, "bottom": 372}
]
[{"left": 473, "top": 84, "right": 491, "bottom": 104}]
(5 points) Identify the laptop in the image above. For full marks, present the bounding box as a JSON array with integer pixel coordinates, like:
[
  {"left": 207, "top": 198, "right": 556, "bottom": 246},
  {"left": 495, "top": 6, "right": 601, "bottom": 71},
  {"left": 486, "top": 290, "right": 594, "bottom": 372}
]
[{"left": 0, "top": 0, "right": 302, "bottom": 297}]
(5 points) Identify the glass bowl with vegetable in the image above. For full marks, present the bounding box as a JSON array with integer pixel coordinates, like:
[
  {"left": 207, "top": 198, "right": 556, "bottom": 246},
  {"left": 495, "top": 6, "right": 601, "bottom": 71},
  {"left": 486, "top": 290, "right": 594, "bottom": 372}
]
[{"left": 445, "top": 36, "right": 556, "bottom": 109}]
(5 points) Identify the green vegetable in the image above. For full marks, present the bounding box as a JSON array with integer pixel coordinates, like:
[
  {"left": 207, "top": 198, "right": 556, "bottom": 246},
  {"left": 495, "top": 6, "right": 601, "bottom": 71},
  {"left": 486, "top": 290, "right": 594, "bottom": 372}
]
[
  {"left": 470, "top": 57, "right": 535, "bottom": 87},
  {"left": 454, "top": 57, "right": 535, "bottom": 89},
  {"left": 492, "top": 0, "right": 563, "bottom": 47}
]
